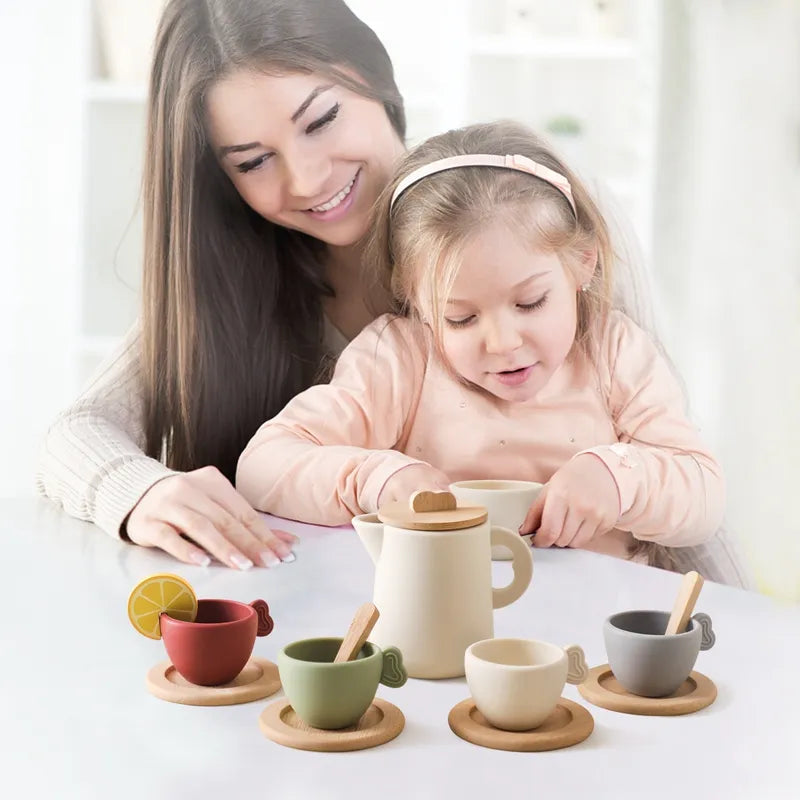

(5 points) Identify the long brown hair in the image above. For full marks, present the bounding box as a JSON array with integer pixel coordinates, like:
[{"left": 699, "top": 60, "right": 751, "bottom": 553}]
[{"left": 141, "top": 0, "right": 405, "bottom": 481}]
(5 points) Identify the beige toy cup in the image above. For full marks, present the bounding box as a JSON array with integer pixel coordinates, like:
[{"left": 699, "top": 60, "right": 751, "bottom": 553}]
[
  {"left": 465, "top": 638, "right": 588, "bottom": 731},
  {"left": 450, "top": 480, "right": 542, "bottom": 560}
]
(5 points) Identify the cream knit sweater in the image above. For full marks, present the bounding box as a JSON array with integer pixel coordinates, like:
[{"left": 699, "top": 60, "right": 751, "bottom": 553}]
[{"left": 35, "top": 321, "right": 349, "bottom": 538}]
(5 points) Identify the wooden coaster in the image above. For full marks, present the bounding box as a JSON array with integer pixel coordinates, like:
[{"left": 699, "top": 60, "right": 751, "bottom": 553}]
[
  {"left": 448, "top": 697, "right": 593, "bottom": 752},
  {"left": 259, "top": 697, "right": 404, "bottom": 752},
  {"left": 578, "top": 664, "right": 717, "bottom": 716},
  {"left": 146, "top": 656, "right": 281, "bottom": 706}
]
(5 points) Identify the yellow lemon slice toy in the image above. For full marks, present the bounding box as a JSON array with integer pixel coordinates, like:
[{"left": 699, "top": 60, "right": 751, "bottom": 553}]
[{"left": 128, "top": 573, "right": 198, "bottom": 640}]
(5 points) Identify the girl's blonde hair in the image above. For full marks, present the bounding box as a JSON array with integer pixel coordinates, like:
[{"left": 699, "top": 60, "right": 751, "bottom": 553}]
[{"left": 364, "top": 120, "right": 614, "bottom": 363}]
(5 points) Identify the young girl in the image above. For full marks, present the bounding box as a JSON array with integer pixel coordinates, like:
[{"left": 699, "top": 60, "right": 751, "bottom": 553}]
[{"left": 237, "top": 120, "right": 746, "bottom": 582}]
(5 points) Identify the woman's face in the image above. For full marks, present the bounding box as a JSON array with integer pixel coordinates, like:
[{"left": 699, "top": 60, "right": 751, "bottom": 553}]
[{"left": 206, "top": 69, "right": 405, "bottom": 248}]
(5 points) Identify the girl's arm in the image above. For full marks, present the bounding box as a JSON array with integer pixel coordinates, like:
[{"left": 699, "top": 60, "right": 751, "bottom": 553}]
[
  {"left": 236, "top": 316, "right": 437, "bottom": 525},
  {"left": 583, "top": 312, "right": 725, "bottom": 546},
  {"left": 34, "top": 326, "right": 177, "bottom": 538}
]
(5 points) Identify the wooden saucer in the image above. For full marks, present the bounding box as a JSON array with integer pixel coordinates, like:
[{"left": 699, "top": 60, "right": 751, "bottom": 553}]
[
  {"left": 448, "top": 697, "right": 593, "bottom": 752},
  {"left": 578, "top": 664, "right": 717, "bottom": 716},
  {"left": 259, "top": 697, "right": 404, "bottom": 752},
  {"left": 146, "top": 657, "right": 281, "bottom": 706}
]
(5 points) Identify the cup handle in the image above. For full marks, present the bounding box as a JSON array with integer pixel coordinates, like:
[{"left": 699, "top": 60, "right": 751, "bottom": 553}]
[
  {"left": 379, "top": 646, "right": 408, "bottom": 688},
  {"left": 564, "top": 644, "right": 588, "bottom": 684},
  {"left": 250, "top": 599, "right": 274, "bottom": 636},
  {"left": 693, "top": 612, "right": 715, "bottom": 650},
  {"left": 490, "top": 526, "right": 534, "bottom": 609}
]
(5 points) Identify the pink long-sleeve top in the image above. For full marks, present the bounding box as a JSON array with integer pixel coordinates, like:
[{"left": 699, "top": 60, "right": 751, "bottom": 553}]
[{"left": 237, "top": 311, "right": 724, "bottom": 559}]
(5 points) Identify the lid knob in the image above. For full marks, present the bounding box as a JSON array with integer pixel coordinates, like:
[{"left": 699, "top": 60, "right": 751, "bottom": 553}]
[
  {"left": 378, "top": 489, "right": 487, "bottom": 531},
  {"left": 410, "top": 490, "right": 457, "bottom": 513}
]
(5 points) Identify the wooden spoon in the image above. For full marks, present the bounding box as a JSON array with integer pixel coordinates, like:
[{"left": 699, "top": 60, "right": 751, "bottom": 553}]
[
  {"left": 333, "top": 602, "right": 380, "bottom": 663},
  {"left": 665, "top": 571, "right": 705, "bottom": 635}
]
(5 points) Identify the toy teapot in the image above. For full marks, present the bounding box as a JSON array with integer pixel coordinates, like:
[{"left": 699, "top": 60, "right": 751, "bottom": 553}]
[{"left": 352, "top": 490, "right": 534, "bottom": 678}]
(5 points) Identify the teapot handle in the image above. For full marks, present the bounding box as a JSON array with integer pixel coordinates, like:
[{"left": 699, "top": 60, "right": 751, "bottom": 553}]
[{"left": 490, "top": 526, "right": 534, "bottom": 609}]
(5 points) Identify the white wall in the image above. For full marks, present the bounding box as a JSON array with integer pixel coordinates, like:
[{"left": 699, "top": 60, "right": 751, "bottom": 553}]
[
  {"left": 0, "top": 1, "right": 84, "bottom": 493},
  {"left": 653, "top": 0, "right": 800, "bottom": 599},
  {"left": 2, "top": 0, "right": 798, "bottom": 599}
]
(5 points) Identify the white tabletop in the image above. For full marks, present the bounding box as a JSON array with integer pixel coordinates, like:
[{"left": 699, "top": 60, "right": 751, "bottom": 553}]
[{"left": 1, "top": 497, "right": 798, "bottom": 799}]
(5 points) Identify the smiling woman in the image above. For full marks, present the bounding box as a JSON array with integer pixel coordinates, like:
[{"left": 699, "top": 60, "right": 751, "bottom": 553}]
[
  {"left": 205, "top": 71, "right": 403, "bottom": 247},
  {"left": 35, "top": 0, "right": 407, "bottom": 569}
]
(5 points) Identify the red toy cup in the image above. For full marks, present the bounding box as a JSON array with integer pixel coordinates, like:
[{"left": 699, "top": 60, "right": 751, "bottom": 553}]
[{"left": 160, "top": 598, "right": 274, "bottom": 686}]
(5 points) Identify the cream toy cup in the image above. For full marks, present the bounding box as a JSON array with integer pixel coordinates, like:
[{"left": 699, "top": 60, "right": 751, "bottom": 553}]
[
  {"left": 465, "top": 638, "right": 588, "bottom": 731},
  {"left": 449, "top": 480, "right": 543, "bottom": 560}
]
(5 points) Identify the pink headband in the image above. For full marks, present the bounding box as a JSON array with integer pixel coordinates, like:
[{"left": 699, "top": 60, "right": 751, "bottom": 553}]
[{"left": 389, "top": 153, "right": 577, "bottom": 216}]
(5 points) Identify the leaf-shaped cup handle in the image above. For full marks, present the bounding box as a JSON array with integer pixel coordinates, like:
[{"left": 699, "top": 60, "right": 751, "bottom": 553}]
[
  {"left": 693, "top": 612, "right": 715, "bottom": 650},
  {"left": 564, "top": 644, "right": 588, "bottom": 684},
  {"left": 250, "top": 599, "right": 274, "bottom": 637},
  {"left": 379, "top": 646, "right": 408, "bottom": 688}
]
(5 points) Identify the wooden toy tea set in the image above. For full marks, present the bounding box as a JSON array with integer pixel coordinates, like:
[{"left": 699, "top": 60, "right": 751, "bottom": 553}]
[{"left": 127, "top": 491, "right": 719, "bottom": 753}]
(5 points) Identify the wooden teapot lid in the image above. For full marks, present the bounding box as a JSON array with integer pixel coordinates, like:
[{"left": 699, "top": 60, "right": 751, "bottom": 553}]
[{"left": 378, "top": 490, "right": 487, "bottom": 531}]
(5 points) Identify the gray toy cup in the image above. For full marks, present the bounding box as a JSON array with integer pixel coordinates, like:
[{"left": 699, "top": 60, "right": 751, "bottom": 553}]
[{"left": 604, "top": 610, "right": 715, "bottom": 698}]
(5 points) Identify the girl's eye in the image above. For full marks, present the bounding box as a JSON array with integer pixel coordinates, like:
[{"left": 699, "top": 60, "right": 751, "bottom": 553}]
[
  {"left": 518, "top": 293, "right": 549, "bottom": 312},
  {"left": 235, "top": 152, "right": 274, "bottom": 174},
  {"left": 305, "top": 102, "right": 340, "bottom": 134},
  {"left": 445, "top": 315, "right": 476, "bottom": 329}
]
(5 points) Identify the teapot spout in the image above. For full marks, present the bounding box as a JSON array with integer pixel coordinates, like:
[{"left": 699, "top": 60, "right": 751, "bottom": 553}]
[{"left": 352, "top": 513, "right": 384, "bottom": 565}]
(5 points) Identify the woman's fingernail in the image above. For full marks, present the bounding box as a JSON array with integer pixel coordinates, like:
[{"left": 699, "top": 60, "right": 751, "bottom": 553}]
[
  {"left": 280, "top": 551, "right": 296, "bottom": 564},
  {"left": 260, "top": 550, "right": 281, "bottom": 568},
  {"left": 231, "top": 553, "right": 254, "bottom": 571},
  {"left": 191, "top": 552, "right": 211, "bottom": 567}
]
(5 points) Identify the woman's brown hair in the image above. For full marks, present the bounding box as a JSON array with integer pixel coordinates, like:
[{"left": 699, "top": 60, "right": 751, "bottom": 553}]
[{"left": 141, "top": 0, "right": 405, "bottom": 481}]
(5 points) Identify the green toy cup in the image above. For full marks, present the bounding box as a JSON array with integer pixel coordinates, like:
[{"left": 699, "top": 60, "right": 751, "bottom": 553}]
[{"left": 277, "top": 637, "right": 407, "bottom": 729}]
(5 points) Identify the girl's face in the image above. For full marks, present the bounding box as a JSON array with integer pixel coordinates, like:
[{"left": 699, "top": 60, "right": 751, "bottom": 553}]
[
  {"left": 439, "top": 218, "right": 583, "bottom": 404},
  {"left": 206, "top": 69, "right": 405, "bottom": 248}
]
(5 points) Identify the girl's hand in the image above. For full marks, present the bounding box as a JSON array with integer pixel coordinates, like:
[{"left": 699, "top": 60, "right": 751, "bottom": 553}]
[
  {"left": 519, "top": 455, "right": 620, "bottom": 549},
  {"left": 125, "top": 466, "right": 298, "bottom": 569},
  {"left": 377, "top": 463, "right": 451, "bottom": 509}
]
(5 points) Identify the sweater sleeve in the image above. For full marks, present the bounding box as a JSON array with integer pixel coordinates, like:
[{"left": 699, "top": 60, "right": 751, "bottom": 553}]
[
  {"left": 578, "top": 313, "right": 725, "bottom": 546},
  {"left": 236, "top": 315, "right": 429, "bottom": 525},
  {"left": 34, "top": 325, "right": 177, "bottom": 538}
]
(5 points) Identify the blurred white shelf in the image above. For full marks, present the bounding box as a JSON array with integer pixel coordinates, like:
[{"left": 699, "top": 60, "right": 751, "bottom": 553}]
[
  {"left": 605, "top": 177, "right": 640, "bottom": 198},
  {"left": 469, "top": 36, "right": 638, "bottom": 60},
  {"left": 85, "top": 80, "right": 147, "bottom": 104},
  {"left": 406, "top": 92, "right": 443, "bottom": 110},
  {"left": 77, "top": 334, "right": 123, "bottom": 356}
]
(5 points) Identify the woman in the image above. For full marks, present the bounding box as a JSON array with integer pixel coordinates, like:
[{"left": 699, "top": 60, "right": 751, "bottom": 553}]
[{"left": 36, "top": 0, "right": 406, "bottom": 569}]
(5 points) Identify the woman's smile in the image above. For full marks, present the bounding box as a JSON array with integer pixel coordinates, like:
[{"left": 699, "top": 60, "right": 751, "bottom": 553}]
[{"left": 304, "top": 168, "right": 361, "bottom": 221}]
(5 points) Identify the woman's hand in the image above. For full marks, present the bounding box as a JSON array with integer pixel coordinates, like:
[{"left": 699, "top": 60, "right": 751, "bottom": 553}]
[
  {"left": 377, "top": 463, "right": 451, "bottom": 509},
  {"left": 519, "top": 455, "right": 620, "bottom": 549},
  {"left": 125, "top": 466, "right": 297, "bottom": 569}
]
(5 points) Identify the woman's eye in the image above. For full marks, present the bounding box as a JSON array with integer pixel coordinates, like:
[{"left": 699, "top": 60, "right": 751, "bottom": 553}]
[
  {"left": 235, "top": 153, "right": 273, "bottom": 174},
  {"left": 518, "top": 293, "right": 549, "bottom": 312},
  {"left": 445, "top": 315, "right": 476, "bottom": 329},
  {"left": 305, "top": 102, "right": 340, "bottom": 134}
]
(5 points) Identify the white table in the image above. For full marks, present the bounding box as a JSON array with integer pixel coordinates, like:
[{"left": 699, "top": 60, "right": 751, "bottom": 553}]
[{"left": 1, "top": 497, "right": 798, "bottom": 799}]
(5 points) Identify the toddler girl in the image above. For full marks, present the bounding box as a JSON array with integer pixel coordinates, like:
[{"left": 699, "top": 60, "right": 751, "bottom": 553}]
[{"left": 237, "top": 120, "right": 744, "bottom": 580}]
